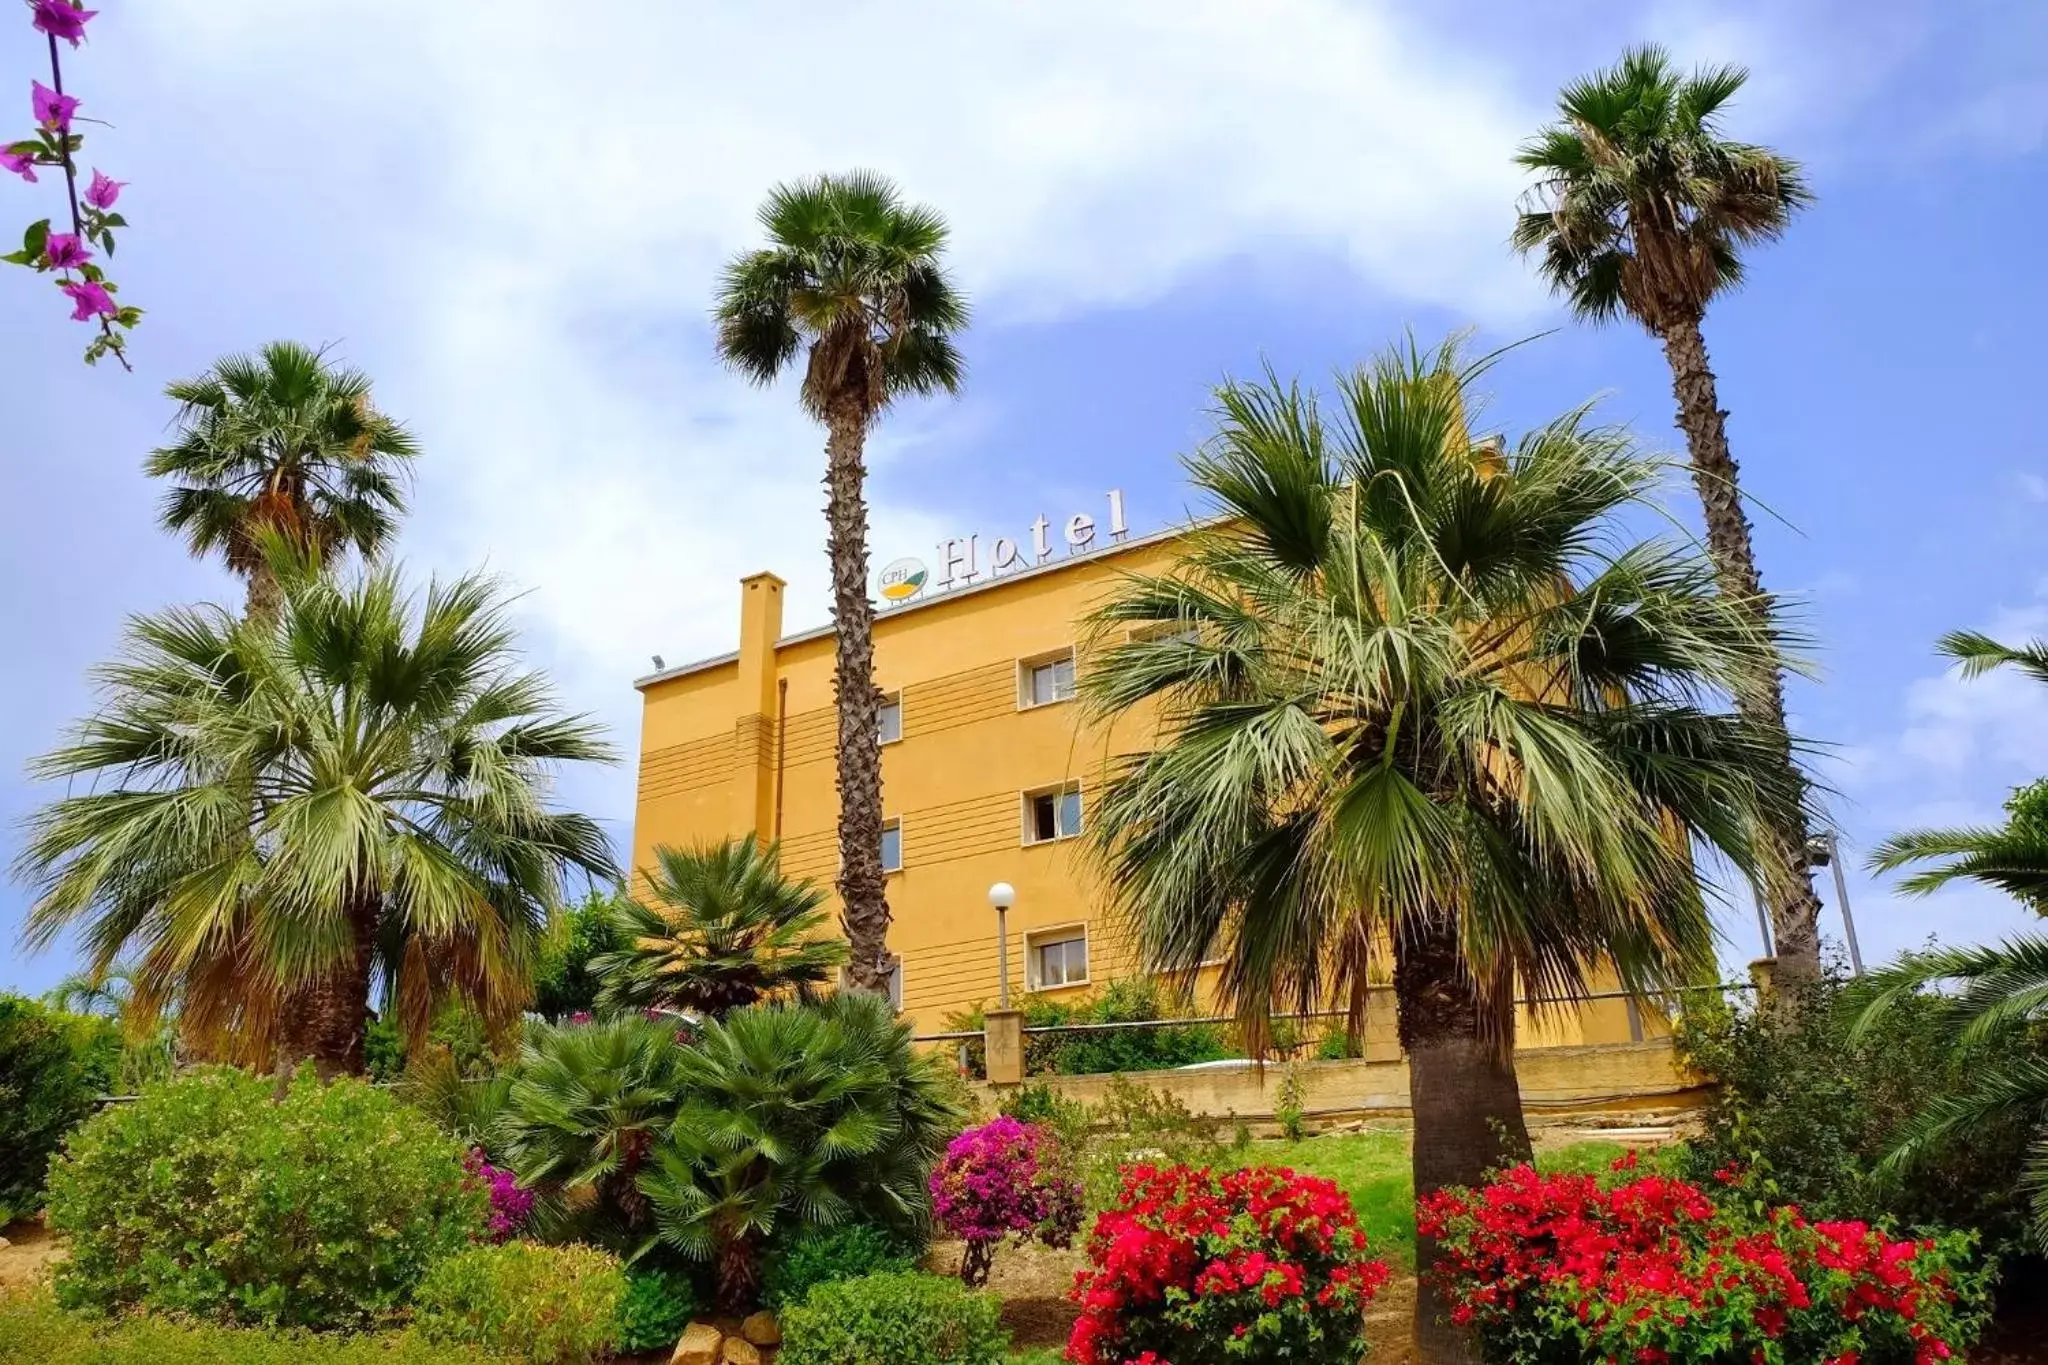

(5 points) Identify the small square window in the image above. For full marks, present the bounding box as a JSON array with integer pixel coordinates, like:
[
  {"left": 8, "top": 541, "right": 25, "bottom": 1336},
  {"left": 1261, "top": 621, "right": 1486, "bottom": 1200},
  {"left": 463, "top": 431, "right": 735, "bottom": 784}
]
[
  {"left": 878, "top": 694, "right": 903, "bottom": 744},
  {"left": 1023, "top": 785, "right": 1083, "bottom": 845},
  {"left": 1020, "top": 651, "right": 1077, "bottom": 708},
  {"left": 880, "top": 819, "right": 903, "bottom": 873},
  {"left": 1030, "top": 932, "right": 1088, "bottom": 989}
]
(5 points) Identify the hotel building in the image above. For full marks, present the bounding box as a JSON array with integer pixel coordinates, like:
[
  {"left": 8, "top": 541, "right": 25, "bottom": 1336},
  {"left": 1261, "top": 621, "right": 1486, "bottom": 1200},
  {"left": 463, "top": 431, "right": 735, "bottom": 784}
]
[{"left": 629, "top": 507, "right": 1650, "bottom": 1051}]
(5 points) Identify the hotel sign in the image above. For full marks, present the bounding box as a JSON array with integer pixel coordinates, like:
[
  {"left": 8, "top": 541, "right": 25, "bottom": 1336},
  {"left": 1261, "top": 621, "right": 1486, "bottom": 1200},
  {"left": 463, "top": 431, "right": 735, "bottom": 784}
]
[{"left": 876, "top": 489, "right": 1129, "bottom": 607}]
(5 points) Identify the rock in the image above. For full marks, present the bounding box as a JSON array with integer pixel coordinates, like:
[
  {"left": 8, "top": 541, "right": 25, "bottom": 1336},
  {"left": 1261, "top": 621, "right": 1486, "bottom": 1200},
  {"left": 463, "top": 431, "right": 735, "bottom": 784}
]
[
  {"left": 722, "top": 1338, "right": 762, "bottom": 1365},
  {"left": 0, "top": 1237, "right": 10, "bottom": 1252},
  {"left": 671, "top": 1321, "right": 724, "bottom": 1365},
  {"left": 740, "top": 1311, "right": 781, "bottom": 1347}
]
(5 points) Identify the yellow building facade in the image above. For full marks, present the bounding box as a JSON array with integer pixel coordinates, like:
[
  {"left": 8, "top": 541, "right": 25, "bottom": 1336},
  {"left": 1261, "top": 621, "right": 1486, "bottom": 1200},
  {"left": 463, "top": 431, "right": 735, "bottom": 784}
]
[{"left": 630, "top": 520, "right": 1651, "bottom": 1050}]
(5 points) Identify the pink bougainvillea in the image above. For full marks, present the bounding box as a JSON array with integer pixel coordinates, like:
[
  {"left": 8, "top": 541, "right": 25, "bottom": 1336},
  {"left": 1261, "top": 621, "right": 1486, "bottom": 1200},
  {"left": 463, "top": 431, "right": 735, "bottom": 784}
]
[
  {"left": 464, "top": 1148, "right": 535, "bottom": 1244},
  {"left": 5, "top": 0, "right": 139, "bottom": 368},
  {"left": 929, "top": 1116, "right": 1084, "bottom": 1287}
]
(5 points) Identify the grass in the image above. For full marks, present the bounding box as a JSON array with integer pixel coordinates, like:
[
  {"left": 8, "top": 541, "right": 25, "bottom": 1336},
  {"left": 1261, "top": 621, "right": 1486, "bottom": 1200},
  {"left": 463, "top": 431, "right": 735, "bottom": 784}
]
[{"left": 1231, "top": 1131, "right": 1638, "bottom": 1269}]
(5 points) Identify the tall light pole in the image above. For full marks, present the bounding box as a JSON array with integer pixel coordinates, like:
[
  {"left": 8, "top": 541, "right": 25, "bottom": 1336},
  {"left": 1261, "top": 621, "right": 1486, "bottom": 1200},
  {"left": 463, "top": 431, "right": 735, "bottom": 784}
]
[
  {"left": 1806, "top": 832, "right": 1865, "bottom": 976},
  {"left": 988, "top": 882, "right": 1015, "bottom": 1008}
]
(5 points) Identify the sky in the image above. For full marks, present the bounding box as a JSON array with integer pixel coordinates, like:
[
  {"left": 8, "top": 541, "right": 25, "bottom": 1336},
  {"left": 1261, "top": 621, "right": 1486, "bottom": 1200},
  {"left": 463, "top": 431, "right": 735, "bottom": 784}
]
[{"left": 3, "top": 0, "right": 2045, "bottom": 996}]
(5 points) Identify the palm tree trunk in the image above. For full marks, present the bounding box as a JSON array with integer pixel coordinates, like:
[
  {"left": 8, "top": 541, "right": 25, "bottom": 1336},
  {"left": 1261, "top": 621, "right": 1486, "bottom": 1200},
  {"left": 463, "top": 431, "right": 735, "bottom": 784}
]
[
  {"left": 823, "top": 392, "right": 892, "bottom": 995},
  {"left": 1396, "top": 914, "right": 1531, "bottom": 1365},
  {"left": 714, "top": 1231, "right": 762, "bottom": 1315},
  {"left": 281, "top": 893, "right": 379, "bottom": 1079},
  {"left": 1658, "top": 319, "right": 1822, "bottom": 977},
  {"left": 245, "top": 559, "right": 282, "bottom": 623}
]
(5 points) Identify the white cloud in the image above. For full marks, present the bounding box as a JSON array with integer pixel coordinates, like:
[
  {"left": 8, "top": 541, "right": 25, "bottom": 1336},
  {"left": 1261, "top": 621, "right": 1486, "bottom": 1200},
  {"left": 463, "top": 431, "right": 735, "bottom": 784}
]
[
  {"left": 2017, "top": 472, "right": 2048, "bottom": 503},
  {"left": 116, "top": 0, "right": 1550, "bottom": 816}
]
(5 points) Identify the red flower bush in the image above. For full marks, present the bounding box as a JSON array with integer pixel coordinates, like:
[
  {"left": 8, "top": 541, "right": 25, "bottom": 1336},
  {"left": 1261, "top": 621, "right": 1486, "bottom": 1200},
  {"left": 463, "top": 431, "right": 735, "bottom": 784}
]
[
  {"left": 1417, "top": 1156, "right": 1991, "bottom": 1365},
  {"left": 1067, "top": 1164, "right": 1390, "bottom": 1365}
]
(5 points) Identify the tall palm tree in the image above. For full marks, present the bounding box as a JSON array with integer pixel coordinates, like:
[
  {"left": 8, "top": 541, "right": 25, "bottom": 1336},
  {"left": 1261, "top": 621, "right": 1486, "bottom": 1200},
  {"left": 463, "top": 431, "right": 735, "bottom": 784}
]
[
  {"left": 1083, "top": 338, "right": 1795, "bottom": 1363},
  {"left": 591, "top": 835, "right": 848, "bottom": 1018},
  {"left": 712, "top": 172, "right": 968, "bottom": 995},
  {"left": 1513, "top": 45, "right": 1822, "bottom": 975},
  {"left": 148, "top": 340, "right": 419, "bottom": 620},
  {"left": 16, "top": 551, "right": 617, "bottom": 1075}
]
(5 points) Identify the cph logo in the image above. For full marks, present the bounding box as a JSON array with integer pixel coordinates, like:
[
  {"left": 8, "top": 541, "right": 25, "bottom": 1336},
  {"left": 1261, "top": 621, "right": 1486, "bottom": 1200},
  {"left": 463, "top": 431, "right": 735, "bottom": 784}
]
[{"left": 877, "top": 557, "right": 928, "bottom": 605}]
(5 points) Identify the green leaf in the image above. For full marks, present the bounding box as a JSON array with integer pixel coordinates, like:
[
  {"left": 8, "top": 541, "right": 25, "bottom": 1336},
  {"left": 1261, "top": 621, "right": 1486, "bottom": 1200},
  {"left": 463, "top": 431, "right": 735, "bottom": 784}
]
[
  {"left": 0, "top": 249, "right": 32, "bottom": 266},
  {"left": 100, "top": 234, "right": 115, "bottom": 259},
  {"left": 115, "top": 307, "right": 143, "bottom": 326},
  {"left": 101, "top": 213, "right": 128, "bottom": 229},
  {"left": 22, "top": 218, "right": 50, "bottom": 258},
  {"left": 4, "top": 140, "right": 40, "bottom": 158}
]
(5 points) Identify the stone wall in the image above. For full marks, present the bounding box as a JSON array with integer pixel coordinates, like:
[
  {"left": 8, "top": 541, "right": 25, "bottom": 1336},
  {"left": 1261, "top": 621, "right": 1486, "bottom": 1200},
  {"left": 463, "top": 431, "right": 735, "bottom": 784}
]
[{"left": 972, "top": 1038, "right": 1708, "bottom": 1125}]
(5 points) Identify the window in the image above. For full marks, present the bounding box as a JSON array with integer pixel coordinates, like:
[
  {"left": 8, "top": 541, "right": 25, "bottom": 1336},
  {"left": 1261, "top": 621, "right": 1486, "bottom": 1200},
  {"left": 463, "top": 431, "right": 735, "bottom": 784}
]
[
  {"left": 1131, "top": 620, "right": 1201, "bottom": 647},
  {"left": 1022, "top": 784, "right": 1083, "bottom": 844},
  {"left": 1029, "top": 930, "right": 1089, "bottom": 989},
  {"left": 1020, "top": 650, "right": 1077, "bottom": 708},
  {"left": 879, "top": 818, "right": 903, "bottom": 873},
  {"left": 877, "top": 693, "right": 903, "bottom": 744}
]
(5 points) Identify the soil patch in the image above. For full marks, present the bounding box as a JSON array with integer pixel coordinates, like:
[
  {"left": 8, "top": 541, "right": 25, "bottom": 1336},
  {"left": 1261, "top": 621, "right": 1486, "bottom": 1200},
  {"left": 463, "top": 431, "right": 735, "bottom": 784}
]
[{"left": 0, "top": 1217, "right": 66, "bottom": 1291}]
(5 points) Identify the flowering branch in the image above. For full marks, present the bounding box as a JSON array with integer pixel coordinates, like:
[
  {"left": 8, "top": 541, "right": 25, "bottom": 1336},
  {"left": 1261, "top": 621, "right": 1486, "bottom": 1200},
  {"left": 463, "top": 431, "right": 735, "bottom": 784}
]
[{"left": 3, "top": 0, "right": 138, "bottom": 369}]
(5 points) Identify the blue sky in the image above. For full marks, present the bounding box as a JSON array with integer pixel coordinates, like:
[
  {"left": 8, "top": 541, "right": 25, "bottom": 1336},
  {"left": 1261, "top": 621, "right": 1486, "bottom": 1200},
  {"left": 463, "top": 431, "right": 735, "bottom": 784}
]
[{"left": 3, "top": 0, "right": 2044, "bottom": 995}]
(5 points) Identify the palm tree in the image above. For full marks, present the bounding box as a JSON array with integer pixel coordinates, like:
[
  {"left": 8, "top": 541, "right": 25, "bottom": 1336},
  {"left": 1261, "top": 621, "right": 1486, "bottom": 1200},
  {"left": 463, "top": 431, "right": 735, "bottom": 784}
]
[
  {"left": 1850, "top": 939, "right": 2048, "bottom": 1251},
  {"left": 1867, "top": 632, "right": 2048, "bottom": 909},
  {"left": 498, "top": 1015, "right": 695, "bottom": 1259},
  {"left": 592, "top": 836, "right": 848, "bottom": 1019},
  {"left": 712, "top": 172, "right": 968, "bottom": 995},
  {"left": 16, "top": 552, "right": 617, "bottom": 1075},
  {"left": 147, "top": 340, "right": 419, "bottom": 620},
  {"left": 1852, "top": 629, "right": 2048, "bottom": 1249},
  {"left": 45, "top": 963, "right": 139, "bottom": 1019},
  {"left": 643, "top": 992, "right": 959, "bottom": 1312},
  {"left": 1513, "top": 45, "right": 1822, "bottom": 975},
  {"left": 1083, "top": 338, "right": 1795, "bottom": 1363}
]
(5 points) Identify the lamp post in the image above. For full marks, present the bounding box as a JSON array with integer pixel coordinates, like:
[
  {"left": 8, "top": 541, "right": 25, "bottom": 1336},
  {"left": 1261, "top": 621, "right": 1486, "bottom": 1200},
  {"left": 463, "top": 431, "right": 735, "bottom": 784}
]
[
  {"left": 988, "top": 882, "right": 1015, "bottom": 1008},
  {"left": 1806, "top": 831, "right": 1865, "bottom": 977}
]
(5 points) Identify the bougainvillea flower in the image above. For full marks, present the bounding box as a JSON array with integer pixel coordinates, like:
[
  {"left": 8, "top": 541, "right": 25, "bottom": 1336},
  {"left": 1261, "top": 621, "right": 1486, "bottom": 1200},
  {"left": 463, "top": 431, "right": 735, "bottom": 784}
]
[
  {"left": 84, "top": 167, "right": 124, "bottom": 208},
  {"left": 30, "top": 1, "right": 98, "bottom": 47},
  {"left": 43, "top": 232, "right": 91, "bottom": 269},
  {"left": 0, "top": 148, "right": 36, "bottom": 182},
  {"left": 32, "top": 80, "right": 79, "bottom": 133},
  {"left": 59, "top": 277, "right": 115, "bottom": 320}
]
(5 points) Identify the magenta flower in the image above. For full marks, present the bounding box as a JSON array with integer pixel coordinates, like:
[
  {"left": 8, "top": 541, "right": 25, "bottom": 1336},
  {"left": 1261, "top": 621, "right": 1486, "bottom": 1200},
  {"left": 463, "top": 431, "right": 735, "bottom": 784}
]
[
  {"left": 43, "top": 232, "right": 90, "bottom": 269},
  {"left": 30, "top": 1, "right": 97, "bottom": 47},
  {"left": 32, "top": 80, "right": 78, "bottom": 134},
  {"left": 59, "top": 277, "right": 114, "bottom": 320},
  {"left": 84, "top": 167, "right": 124, "bottom": 209},
  {"left": 0, "top": 148, "right": 35, "bottom": 182}
]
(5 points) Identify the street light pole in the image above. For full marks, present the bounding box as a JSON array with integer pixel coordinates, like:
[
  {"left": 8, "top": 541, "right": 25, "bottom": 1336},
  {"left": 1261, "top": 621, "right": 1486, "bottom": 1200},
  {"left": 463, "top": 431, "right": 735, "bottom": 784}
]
[
  {"left": 1804, "top": 830, "right": 1866, "bottom": 976},
  {"left": 1826, "top": 831, "right": 1865, "bottom": 977},
  {"left": 988, "top": 882, "right": 1015, "bottom": 1008}
]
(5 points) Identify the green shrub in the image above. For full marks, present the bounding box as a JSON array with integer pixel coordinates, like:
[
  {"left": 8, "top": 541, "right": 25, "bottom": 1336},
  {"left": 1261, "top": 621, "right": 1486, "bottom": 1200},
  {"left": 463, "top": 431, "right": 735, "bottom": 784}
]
[
  {"left": 1676, "top": 973, "right": 2032, "bottom": 1246},
  {"left": 1079, "top": 1076, "right": 1246, "bottom": 1208},
  {"left": 614, "top": 1267, "right": 701, "bottom": 1354},
  {"left": 641, "top": 994, "right": 961, "bottom": 1311},
  {"left": 413, "top": 1242, "right": 624, "bottom": 1364},
  {"left": 762, "top": 1222, "right": 917, "bottom": 1309},
  {"left": 46, "top": 1067, "right": 483, "bottom": 1329},
  {"left": 0, "top": 1289, "right": 493, "bottom": 1365},
  {"left": 778, "top": 1271, "right": 1007, "bottom": 1365},
  {"left": 531, "top": 888, "right": 625, "bottom": 1020},
  {"left": 946, "top": 979, "right": 1228, "bottom": 1077},
  {"left": 0, "top": 993, "right": 120, "bottom": 1225}
]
